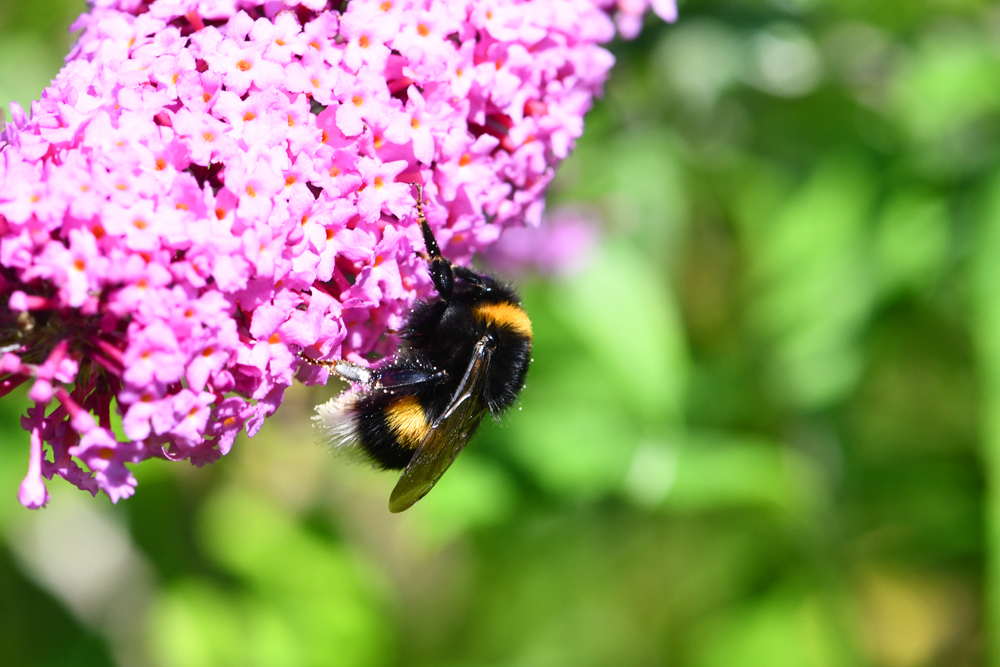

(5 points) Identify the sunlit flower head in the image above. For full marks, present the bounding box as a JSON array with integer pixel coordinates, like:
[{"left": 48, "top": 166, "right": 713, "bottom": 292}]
[{"left": 0, "top": 0, "right": 674, "bottom": 507}]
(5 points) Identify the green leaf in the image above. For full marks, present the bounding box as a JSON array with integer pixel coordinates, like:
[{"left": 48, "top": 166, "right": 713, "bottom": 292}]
[
  {"left": 875, "top": 189, "right": 949, "bottom": 297},
  {"left": 691, "top": 585, "right": 857, "bottom": 667},
  {"left": 624, "top": 434, "right": 827, "bottom": 515},
  {"left": 550, "top": 241, "right": 689, "bottom": 425},
  {"left": 739, "top": 154, "right": 877, "bottom": 408},
  {"left": 148, "top": 579, "right": 246, "bottom": 667},
  {"left": 196, "top": 487, "right": 391, "bottom": 667}
]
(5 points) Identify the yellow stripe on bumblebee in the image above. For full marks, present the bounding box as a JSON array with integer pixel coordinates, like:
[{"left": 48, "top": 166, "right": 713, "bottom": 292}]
[
  {"left": 473, "top": 302, "right": 532, "bottom": 338},
  {"left": 386, "top": 395, "right": 431, "bottom": 448}
]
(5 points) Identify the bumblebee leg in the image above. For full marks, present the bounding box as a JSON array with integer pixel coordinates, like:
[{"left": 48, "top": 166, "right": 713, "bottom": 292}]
[
  {"left": 299, "top": 353, "right": 379, "bottom": 387},
  {"left": 340, "top": 364, "right": 446, "bottom": 392},
  {"left": 377, "top": 367, "right": 447, "bottom": 389},
  {"left": 307, "top": 353, "right": 447, "bottom": 392},
  {"left": 298, "top": 352, "right": 336, "bottom": 369},
  {"left": 331, "top": 360, "right": 377, "bottom": 386}
]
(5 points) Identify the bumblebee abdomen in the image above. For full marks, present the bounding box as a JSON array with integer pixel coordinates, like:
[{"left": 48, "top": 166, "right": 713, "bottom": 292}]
[
  {"left": 384, "top": 395, "right": 431, "bottom": 448},
  {"left": 356, "top": 391, "right": 438, "bottom": 469},
  {"left": 312, "top": 390, "right": 433, "bottom": 471}
]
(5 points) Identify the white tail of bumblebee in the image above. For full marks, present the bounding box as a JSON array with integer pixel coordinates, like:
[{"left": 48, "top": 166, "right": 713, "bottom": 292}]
[{"left": 313, "top": 392, "right": 370, "bottom": 463}]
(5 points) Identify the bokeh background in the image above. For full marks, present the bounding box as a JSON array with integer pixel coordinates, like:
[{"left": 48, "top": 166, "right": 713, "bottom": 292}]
[{"left": 2, "top": 0, "right": 997, "bottom": 664}]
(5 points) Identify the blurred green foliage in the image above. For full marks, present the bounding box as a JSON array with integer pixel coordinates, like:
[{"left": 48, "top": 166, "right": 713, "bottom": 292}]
[{"left": 1, "top": 0, "right": 998, "bottom": 665}]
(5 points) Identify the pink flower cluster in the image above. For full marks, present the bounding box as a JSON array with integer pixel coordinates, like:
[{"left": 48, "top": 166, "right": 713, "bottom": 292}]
[{"left": 0, "top": 0, "right": 674, "bottom": 508}]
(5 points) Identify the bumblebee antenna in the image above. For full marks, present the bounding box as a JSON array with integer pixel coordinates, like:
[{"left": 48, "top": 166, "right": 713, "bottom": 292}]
[
  {"left": 415, "top": 184, "right": 442, "bottom": 260},
  {"left": 413, "top": 184, "right": 454, "bottom": 300}
]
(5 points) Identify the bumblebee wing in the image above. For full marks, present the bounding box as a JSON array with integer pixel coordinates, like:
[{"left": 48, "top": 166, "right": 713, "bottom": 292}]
[{"left": 388, "top": 338, "right": 493, "bottom": 513}]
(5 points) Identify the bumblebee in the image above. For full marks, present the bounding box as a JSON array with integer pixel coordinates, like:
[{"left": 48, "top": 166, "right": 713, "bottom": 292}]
[{"left": 312, "top": 188, "right": 532, "bottom": 513}]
